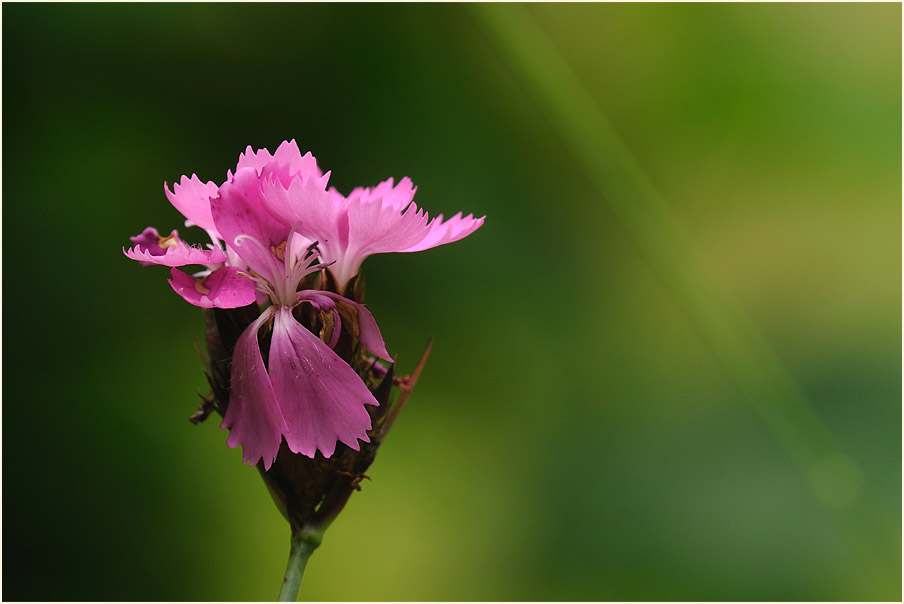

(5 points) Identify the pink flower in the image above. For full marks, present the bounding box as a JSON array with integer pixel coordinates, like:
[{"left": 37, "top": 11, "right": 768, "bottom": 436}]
[
  {"left": 212, "top": 167, "right": 391, "bottom": 468},
  {"left": 258, "top": 141, "right": 485, "bottom": 292},
  {"left": 125, "top": 140, "right": 483, "bottom": 470},
  {"left": 124, "top": 145, "right": 393, "bottom": 469}
]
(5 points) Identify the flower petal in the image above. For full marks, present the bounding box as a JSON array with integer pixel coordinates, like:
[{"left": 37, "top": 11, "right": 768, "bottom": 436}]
[
  {"left": 212, "top": 167, "right": 288, "bottom": 282},
  {"left": 124, "top": 244, "right": 224, "bottom": 267},
  {"left": 348, "top": 176, "right": 416, "bottom": 212},
  {"left": 164, "top": 175, "right": 219, "bottom": 232},
  {"left": 129, "top": 226, "right": 171, "bottom": 254},
  {"left": 259, "top": 164, "right": 338, "bottom": 240},
  {"left": 401, "top": 212, "right": 485, "bottom": 252},
  {"left": 269, "top": 307, "right": 377, "bottom": 459},
  {"left": 258, "top": 168, "right": 344, "bottom": 287},
  {"left": 302, "top": 179, "right": 427, "bottom": 290},
  {"left": 236, "top": 139, "right": 325, "bottom": 185},
  {"left": 125, "top": 227, "right": 174, "bottom": 266},
  {"left": 346, "top": 178, "right": 429, "bottom": 259},
  {"left": 168, "top": 266, "right": 258, "bottom": 308},
  {"left": 124, "top": 226, "right": 226, "bottom": 267},
  {"left": 221, "top": 311, "right": 287, "bottom": 470}
]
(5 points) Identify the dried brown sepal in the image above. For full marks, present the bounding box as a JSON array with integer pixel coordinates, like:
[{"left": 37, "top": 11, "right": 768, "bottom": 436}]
[
  {"left": 318, "top": 309, "right": 336, "bottom": 345},
  {"left": 189, "top": 391, "right": 217, "bottom": 425},
  {"left": 335, "top": 298, "right": 362, "bottom": 341}
]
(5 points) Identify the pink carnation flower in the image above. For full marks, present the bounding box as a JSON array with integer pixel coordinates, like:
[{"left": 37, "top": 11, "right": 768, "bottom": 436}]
[
  {"left": 124, "top": 140, "right": 483, "bottom": 470},
  {"left": 125, "top": 149, "right": 390, "bottom": 469},
  {"left": 212, "top": 167, "right": 391, "bottom": 467}
]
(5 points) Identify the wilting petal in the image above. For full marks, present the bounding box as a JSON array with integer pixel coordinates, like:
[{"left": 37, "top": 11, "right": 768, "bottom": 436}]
[
  {"left": 306, "top": 290, "right": 393, "bottom": 362},
  {"left": 126, "top": 227, "right": 175, "bottom": 266},
  {"left": 401, "top": 212, "right": 485, "bottom": 252},
  {"left": 168, "top": 266, "right": 258, "bottom": 309},
  {"left": 212, "top": 167, "right": 288, "bottom": 282},
  {"left": 269, "top": 307, "right": 377, "bottom": 459},
  {"left": 129, "top": 227, "right": 171, "bottom": 254},
  {"left": 164, "top": 175, "right": 219, "bottom": 232},
  {"left": 221, "top": 311, "right": 287, "bottom": 470}
]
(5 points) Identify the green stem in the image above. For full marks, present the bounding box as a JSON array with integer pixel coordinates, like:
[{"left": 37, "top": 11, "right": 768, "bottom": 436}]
[{"left": 277, "top": 533, "right": 320, "bottom": 602}]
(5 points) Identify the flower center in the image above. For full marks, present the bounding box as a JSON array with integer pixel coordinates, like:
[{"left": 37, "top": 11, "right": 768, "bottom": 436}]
[{"left": 233, "top": 228, "right": 332, "bottom": 309}]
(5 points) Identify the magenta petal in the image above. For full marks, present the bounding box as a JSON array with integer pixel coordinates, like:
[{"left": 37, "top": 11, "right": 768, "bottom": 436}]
[
  {"left": 258, "top": 169, "right": 344, "bottom": 286},
  {"left": 129, "top": 226, "right": 170, "bottom": 254},
  {"left": 235, "top": 144, "right": 274, "bottom": 175},
  {"left": 267, "top": 141, "right": 327, "bottom": 189},
  {"left": 351, "top": 176, "right": 417, "bottom": 212},
  {"left": 269, "top": 307, "right": 377, "bottom": 459},
  {"left": 164, "top": 175, "right": 219, "bottom": 232},
  {"left": 126, "top": 227, "right": 173, "bottom": 267},
  {"left": 401, "top": 212, "right": 485, "bottom": 252},
  {"left": 212, "top": 167, "right": 288, "bottom": 281},
  {"left": 346, "top": 180, "right": 429, "bottom": 258},
  {"left": 259, "top": 166, "right": 337, "bottom": 238},
  {"left": 221, "top": 311, "right": 287, "bottom": 470},
  {"left": 236, "top": 140, "right": 325, "bottom": 185},
  {"left": 124, "top": 242, "right": 226, "bottom": 267},
  {"left": 168, "top": 266, "right": 258, "bottom": 308},
  {"left": 321, "top": 192, "right": 428, "bottom": 290}
]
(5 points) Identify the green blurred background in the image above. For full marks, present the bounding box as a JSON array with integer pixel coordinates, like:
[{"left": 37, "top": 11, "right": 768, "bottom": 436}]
[{"left": 3, "top": 3, "right": 900, "bottom": 601}]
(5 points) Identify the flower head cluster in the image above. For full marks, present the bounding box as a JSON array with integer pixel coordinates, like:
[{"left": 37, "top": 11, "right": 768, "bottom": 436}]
[{"left": 125, "top": 140, "right": 483, "bottom": 470}]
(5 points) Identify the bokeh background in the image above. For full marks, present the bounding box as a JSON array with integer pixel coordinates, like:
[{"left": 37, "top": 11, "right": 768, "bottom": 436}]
[{"left": 3, "top": 3, "right": 900, "bottom": 601}]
